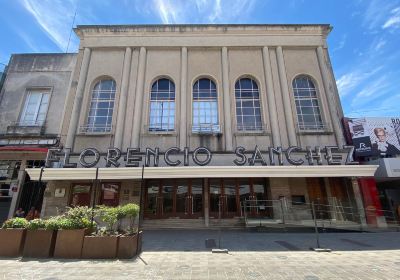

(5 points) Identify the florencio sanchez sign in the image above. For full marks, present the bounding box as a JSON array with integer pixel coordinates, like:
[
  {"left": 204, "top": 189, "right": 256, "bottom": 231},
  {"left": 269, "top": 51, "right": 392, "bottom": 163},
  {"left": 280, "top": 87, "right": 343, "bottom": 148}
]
[{"left": 45, "top": 145, "right": 358, "bottom": 168}]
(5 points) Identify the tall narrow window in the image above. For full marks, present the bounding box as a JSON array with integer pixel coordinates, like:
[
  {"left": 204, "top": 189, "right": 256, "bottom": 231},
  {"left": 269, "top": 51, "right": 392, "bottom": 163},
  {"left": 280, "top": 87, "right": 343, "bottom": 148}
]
[
  {"left": 149, "top": 78, "right": 175, "bottom": 131},
  {"left": 85, "top": 79, "right": 116, "bottom": 133},
  {"left": 235, "top": 78, "right": 262, "bottom": 131},
  {"left": 20, "top": 90, "right": 50, "bottom": 126},
  {"left": 292, "top": 76, "right": 323, "bottom": 130},
  {"left": 192, "top": 78, "right": 219, "bottom": 133}
]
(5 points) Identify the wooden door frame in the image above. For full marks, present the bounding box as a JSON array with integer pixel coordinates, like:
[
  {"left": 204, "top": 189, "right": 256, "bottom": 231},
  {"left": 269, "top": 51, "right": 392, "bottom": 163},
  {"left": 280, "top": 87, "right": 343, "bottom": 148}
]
[{"left": 144, "top": 179, "right": 162, "bottom": 219}]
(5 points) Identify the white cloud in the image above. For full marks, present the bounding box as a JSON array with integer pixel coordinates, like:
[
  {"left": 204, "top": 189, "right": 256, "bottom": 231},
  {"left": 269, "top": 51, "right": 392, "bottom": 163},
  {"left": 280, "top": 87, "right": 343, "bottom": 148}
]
[
  {"left": 354, "top": 75, "right": 388, "bottom": 99},
  {"left": 363, "top": 1, "right": 399, "bottom": 30},
  {"left": 333, "top": 34, "right": 347, "bottom": 52},
  {"left": 19, "top": 0, "right": 78, "bottom": 51},
  {"left": 382, "top": 7, "right": 400, "bottom": 29},
  {"left": 153, "top": 0, "right": 179, "bottom": 24},
  {"left": 374, "top": 38, "right": 387, "bottom": 51},
  {"left": 336, "top": 66, "right": 383, "bottom": 97},
  {"left": 151, "top": 0, "right": 257, "bottom": 24}
]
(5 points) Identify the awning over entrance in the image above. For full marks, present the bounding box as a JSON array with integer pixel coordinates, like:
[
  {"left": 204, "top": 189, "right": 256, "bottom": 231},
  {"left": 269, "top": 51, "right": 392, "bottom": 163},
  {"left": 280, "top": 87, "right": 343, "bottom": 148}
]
[
  {"left": 25, "top": 165, "right": 378, "bottom": 181},
  {"left": 0, "top": 146, "right": 49, "bottom": 153}
]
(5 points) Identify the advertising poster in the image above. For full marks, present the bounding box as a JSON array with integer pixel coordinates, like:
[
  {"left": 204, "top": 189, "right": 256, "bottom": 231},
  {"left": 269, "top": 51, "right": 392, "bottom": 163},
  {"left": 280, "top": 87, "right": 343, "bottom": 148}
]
[{"left": 348, "top": 117, "right": 400, "bottom": 157}]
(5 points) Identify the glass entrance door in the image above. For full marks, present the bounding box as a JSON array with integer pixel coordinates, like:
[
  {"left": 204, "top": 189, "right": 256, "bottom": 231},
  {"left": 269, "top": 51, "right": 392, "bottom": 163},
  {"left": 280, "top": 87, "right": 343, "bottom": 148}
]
[
  {"left": 144, "top": 179, "right": 204, "bottom": 219},
  {"left": 209, "top": 178, "right": 270, "bottom": 219},
  {"left": 209, "top": 179, "right": 239, "bottom": 218}
]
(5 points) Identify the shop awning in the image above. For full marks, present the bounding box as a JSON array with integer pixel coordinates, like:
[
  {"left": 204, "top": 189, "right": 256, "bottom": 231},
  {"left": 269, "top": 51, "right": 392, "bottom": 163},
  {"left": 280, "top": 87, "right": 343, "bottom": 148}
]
[
  {"left": 0, "top": 146, "right": 49, "bottom": 153},
  {"left": 25, "top": 165, "right": 378, "bottom": 181}
]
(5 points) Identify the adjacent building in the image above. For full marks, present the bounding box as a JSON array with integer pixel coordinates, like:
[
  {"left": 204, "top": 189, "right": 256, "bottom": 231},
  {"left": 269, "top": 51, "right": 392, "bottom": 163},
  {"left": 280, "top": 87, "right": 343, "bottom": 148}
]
[
  {"left": 1, "top": 25, "right": 381, "bottom": 229},
  {"left": 0, "top": 53, "right": 76, "bottom": 221},
  {"left": 343, "top": 117, "right": 400, "bottom": 225}
]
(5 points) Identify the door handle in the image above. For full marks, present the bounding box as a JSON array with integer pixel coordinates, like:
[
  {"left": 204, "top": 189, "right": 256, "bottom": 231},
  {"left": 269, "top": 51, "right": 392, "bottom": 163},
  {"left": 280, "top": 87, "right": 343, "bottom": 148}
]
[{"left": 191, "top": 195, "right": 194, "bottom": 214}]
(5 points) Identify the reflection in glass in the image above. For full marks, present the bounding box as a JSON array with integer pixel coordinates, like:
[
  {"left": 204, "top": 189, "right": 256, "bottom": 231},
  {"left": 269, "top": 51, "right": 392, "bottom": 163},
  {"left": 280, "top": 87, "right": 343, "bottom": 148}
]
[
  {"left": 209, "top": 179, "right": 220, "bottom": 213},
  {"left": 224, "top": 179, "right": 237, "bottom": 213},
  {"left": 176, "top": 181, "right": 188, "bottom": 214},
  {"left": 146, "top": 182, "right": 159, "bottom": 215},
  {"left": 192, "top": 179, "right": 203, "bottom": 214},
  {"left": 162, "top": 182, "right": 174, "bottom": 214}
]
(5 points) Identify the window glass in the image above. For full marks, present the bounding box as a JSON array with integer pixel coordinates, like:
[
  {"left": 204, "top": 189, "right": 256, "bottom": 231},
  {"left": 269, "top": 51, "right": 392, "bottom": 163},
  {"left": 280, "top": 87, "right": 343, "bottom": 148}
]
[
  {"left": 85, "top": 79, "right": 116, "bottom": 132},
  {"left": 100, "top": 183, "right": 120, "bottom": 207},
  {"left": 71, "top": 185, "right": 91, "bottom": 207},
  {"left": 149, "top": 78, "right": 175, "bottom": 131},
  {"left": 20, "top": 90, "right": 50, "bottom": 125},
  {"left": 292, "top": 76, "right": 323, "bottom": 130},
  {"left": 192, "top": 78, "right": 219, "bottom": 133},
  {"left": 235, "top": 78, "right": 262, "bottom": 131}
]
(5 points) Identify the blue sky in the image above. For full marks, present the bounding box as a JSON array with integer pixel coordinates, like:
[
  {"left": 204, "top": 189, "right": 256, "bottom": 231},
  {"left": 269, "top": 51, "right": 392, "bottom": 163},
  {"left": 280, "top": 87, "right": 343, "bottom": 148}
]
[{"left": 0, "top": 0, "right": 399, "bottom": 117}]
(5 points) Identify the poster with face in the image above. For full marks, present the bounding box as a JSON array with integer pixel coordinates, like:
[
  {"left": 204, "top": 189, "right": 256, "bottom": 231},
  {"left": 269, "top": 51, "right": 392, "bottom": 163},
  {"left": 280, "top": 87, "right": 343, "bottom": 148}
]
[{"left": 348, "top": 117, "right": 400, "bottom": 157}]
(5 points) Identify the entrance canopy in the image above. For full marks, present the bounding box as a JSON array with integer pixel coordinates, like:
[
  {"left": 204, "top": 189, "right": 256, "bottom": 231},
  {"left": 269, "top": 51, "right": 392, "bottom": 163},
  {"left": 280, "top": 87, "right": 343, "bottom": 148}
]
[{"left": 26, "top": 165, "right": 378, "bottom": 181}]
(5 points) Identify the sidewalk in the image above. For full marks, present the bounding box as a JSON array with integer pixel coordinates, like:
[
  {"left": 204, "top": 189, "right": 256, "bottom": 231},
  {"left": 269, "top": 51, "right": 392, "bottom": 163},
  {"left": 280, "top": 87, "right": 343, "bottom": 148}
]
[{"left": 1, "top": 231, "right": 400, "bottom": 280}]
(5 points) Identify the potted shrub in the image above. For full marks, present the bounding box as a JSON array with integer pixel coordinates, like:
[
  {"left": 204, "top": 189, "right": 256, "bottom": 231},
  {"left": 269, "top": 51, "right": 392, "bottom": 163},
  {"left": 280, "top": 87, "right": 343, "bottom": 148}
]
[
  {"left": 22, "top": 219, "right": 56, "bottom": 258},
  {"left": 53, "top": 206, "right": 93, "bottom": 259},
  {"left": 0, "top": 217, "right": 28, "bottom": 257},
  {"left": 81, "top": 205, "right": 119, "bottom": 259},
  {"left": 117, "top": 203, "right": 141, "bottom": 259}
]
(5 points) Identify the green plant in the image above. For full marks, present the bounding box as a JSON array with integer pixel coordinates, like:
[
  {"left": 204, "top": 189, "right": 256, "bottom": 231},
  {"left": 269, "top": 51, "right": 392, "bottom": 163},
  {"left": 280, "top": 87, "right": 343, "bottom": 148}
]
[
  {"left": 45, "top": 217, "right": 62, "bottom": 230},
  {"left": 121, "top": 203, "right": 139, "bottom": 231},
  {"left": 95, "top": 205, "right": 120, "bottom": 234},
  {"left": 1, "top": 217, "right": 28, "bottom": 229},
  {"left": 121, "top": 203, "right": 139, "bottom": 218},
  {"left": 53, "top": 206, "right": 95, "bottom": 230},
  {"left": 26, "top": 219, "right": 46, "bottom": 230},
  {"left": 64, "top": 206, "right": 92, "bottom": 221}
]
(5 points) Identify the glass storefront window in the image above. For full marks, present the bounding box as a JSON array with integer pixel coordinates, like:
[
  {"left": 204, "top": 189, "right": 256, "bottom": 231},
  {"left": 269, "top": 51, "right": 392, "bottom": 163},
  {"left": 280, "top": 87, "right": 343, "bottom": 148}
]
[
  {"left": 100, "top": 183, "right": 120, "bottom": 207},
  {"left": 71, "top": 184, "right": 91, "bottom": 207},
  {"left": 224, "top": 179, "right": 237, "bottom": 213},
  {"left": 191, "top": 179, "right": 203, "bottom": 214},
  {"left": 162, "top": 180, "right": 174, "bottom": 214}
]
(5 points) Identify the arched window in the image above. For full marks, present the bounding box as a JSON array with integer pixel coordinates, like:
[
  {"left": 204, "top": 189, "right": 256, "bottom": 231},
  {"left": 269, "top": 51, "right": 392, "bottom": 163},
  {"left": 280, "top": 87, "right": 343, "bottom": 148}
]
[
  {"left": 235, "top": 78, "right": 262, "bottom": 131},
  {"left": 292, "top": 76, "right": 323, "bottom": 130},
  {"left": 149, "top": 78, "right": 175, "bottom": 131},
  {"left": 192, "top": 78, "right": 219, "bottom": 133},
  {"left": 86, "top": 79, "right": 116, "bottom": 132}
]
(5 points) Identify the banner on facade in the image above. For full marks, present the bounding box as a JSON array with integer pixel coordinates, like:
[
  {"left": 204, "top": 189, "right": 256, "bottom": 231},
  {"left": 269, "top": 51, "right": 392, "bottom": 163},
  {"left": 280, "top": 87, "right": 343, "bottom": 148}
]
[{"left": 348, "top": 117, "right": 400, "bottom": 157}]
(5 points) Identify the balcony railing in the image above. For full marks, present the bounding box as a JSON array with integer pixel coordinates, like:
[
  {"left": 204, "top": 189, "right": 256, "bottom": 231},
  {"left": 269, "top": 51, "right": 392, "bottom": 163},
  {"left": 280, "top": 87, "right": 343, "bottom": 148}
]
[
  {"left": 236, "top": 123, "right": 266, "bottom": 132},
  {"left": 79, "top": 125, "right": 112, "bottom": 133},
  {"left": 191, "top": 124, "right": 221, "bottom": 134},
  {"left": 297, "top": 121, "right": 326, "bottom": 131}
]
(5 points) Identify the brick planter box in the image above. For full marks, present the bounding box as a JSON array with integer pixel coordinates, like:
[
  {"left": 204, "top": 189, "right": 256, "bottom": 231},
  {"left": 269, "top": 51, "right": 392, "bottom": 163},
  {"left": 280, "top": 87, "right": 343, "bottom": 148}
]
[
  {"left": 22, "top": 229, "right": 56, "bottom": 258},
  {"left": 0, "top": 228, "right": 26, "bottom": 257}
]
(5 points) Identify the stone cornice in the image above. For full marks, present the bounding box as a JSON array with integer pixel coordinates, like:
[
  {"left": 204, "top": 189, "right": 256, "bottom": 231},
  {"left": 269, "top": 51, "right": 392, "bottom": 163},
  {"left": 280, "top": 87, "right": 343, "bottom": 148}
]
[{"left": 74, "top": 24, "right": 332, "bottom": 38}]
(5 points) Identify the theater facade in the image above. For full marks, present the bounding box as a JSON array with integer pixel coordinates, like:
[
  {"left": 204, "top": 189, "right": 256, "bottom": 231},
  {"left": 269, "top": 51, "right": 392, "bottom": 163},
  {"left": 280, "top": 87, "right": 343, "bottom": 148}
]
[{"left": 19, "top": 24, "right": 382, "bottom": 228}]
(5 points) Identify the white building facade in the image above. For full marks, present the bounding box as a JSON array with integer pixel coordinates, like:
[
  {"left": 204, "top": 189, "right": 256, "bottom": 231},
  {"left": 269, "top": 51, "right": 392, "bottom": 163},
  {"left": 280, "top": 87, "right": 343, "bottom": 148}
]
[{"left": 4, "top": 24, "right": 379, "bottom": 229}]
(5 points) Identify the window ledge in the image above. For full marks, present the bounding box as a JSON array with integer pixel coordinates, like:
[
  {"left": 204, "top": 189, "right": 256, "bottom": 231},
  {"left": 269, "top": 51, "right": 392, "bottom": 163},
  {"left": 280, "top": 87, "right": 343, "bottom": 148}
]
[{"left": 296, "top": 130, "right": 334, "bottom": 135}]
